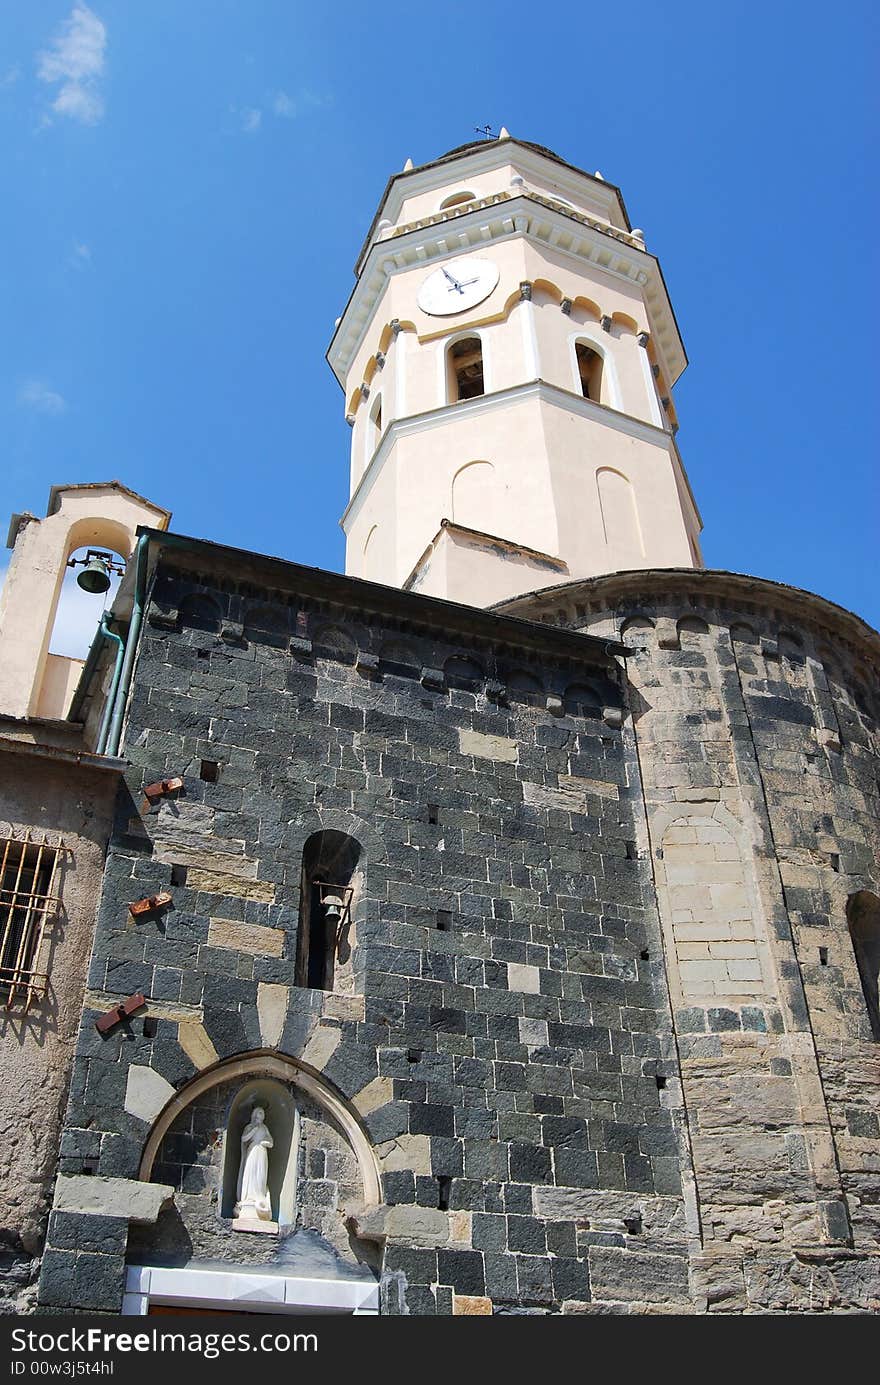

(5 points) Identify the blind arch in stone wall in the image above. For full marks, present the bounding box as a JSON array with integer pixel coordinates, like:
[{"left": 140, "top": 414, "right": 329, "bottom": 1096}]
[{"left": 653, "top": 803, "right": 775, "bottom": 1017}]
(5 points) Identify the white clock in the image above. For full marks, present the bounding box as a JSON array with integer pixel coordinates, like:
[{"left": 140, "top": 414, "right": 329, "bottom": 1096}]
[{"left": 417, "top": 257, "right": 499, "bottom": 316}]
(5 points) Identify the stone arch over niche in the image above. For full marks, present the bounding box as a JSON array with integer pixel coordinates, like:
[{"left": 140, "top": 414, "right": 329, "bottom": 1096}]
[
  {"left": 134, "top": 1054, "right": 382, "bottom": 1283},
  {"left": 282, "top": 807, "right": 387, "bottom": 872},
  {"left": 139, "top": 1052, "right": 382, "bottom": 1207},
  {"left": 652, "top": 803, "right": 775, "bottom": 1018},
  {"left": 596, "top": 467, "right": 644, "bottom": 559}
]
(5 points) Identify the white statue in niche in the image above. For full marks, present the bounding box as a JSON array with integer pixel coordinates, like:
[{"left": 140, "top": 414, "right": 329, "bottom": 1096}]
[{"left": 232, "top": 1106, "right": 276, "bottom": 1232}]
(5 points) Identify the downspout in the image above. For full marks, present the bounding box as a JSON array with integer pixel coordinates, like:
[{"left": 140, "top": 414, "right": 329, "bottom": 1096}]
[
  {"left": 104, "top": 534, "right": 149, "bottom": 758},
  {"left": 94, "top": 615, "right": 124, "bottom": 755},
  {"left": 67, "top": 620, "right": 113, "bottom": 725}
]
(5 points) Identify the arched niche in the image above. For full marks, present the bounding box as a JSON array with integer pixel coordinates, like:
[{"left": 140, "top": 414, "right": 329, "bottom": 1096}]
[
  {"left": 243, "top": 601, "right": 290, "bottom": 647},
  {"left": 847, "top": 891, "right": 880, "bottom": 1040},
  {"left": 378, "top": 639, "right": 419, "bottom": 679},
  {"left": 362, "top": 526, "right": 381, "bottom": 582},
  {"left": 296, "top": 829, "right": 364, "bottom": 993},
  {"left": 220, "top": 1077, "right": 298, "bottom": 1225},
  {"left": 444, "top": 653, "right": 484, "bottom": 691},
  {"left": 451, "top": 461, "right": 496, "bottom": 531},
  {"left": 563, "top": 680, "right": 603, "bottom": 718},
  {"left": 138, "top": 1052, "right": 382, "bottom": 1210},
  {"left": 505, "top": 669, "right": 544, "bottom": 707},
  {"left": 596, "top": 467, "right": 644, "bottom": 557},
  {"left": 439, "top": 190, "right": 477, "bottom": 210},
  {"left": 312, "top": 623, "right": 357, "bottom": 665}
]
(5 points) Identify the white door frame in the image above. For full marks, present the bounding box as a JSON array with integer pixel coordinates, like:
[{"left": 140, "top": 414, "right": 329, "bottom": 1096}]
[{"left": 122, "top": 1264, "right": 379, "bottom": 1315}]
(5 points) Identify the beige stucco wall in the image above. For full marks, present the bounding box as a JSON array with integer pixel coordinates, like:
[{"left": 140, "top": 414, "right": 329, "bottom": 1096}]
[
  {"left": 34, "top": 655, "right": 85, "bottom": 722},
  {"left": 0, "top": 745, "right": 118, "bottom": 1257},
  {"left": 392, "top": 158, "right": 622, "bottom": 231},
  {"left": 344, "top": 392, "right": 695, "bottom": 597}
]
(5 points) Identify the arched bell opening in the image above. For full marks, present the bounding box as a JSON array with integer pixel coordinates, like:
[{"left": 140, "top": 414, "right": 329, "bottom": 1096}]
[{"left": 296, "top": 830, "right": 363, "bottom": 993}]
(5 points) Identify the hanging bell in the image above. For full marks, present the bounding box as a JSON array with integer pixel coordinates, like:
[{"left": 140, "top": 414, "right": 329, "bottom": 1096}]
[
  {"left": 322, "top": 892, "right": 345, "bottom": 928},
  {"left": 76, "top": 553, "right": 112, "bottom": 594}
]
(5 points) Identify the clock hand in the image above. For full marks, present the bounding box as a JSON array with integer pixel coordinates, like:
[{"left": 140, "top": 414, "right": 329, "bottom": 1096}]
[{"left": 441, "top": 266, "right": 464, "bottom": 291}]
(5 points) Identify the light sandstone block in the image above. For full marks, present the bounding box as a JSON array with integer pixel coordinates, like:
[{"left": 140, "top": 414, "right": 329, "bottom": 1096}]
[
  {"left": 300, "top": 1024, "right": 341, "bottom": 1071},
  {"left": 679, "top": 961, "right": 729, "bottom": 983},
  {"left": 353, "top": 1076, "right": 394, "bottom": 1117},
  {"left": 55, "top": 1176, "right": 174, "bottom": 1224},
  {"left": 507, "top": 962, "right": 541, "bottom": 994},
  {"left": 458, "top": 729, "right": 517, "bottom": 763},
  {"left": 190, "top": 870, "right": 276, "bottom": 903},
  {"left": 727, "top": 960, "right": 763, "bottom": 981},
  {"left": 208, "top": 917, "right": 285, "bottom": 957},
  {"left": 124, "top": 1064, "right": 176, "bottom": 1123},
  {"left": 559, "top": 774, "right": 619, "bottom": 801},
  {"left": 257, "top": 982, "right": 288, "bottom": 1046},
  {"left": 453, "top": 1295, "right": 492, "bottom": 1315},
  {"left": 448, "top": 1211, "right": 472, "bottom": 1245},
  {"left": 153, "top": 845, "right": 256, "bottom": 879},
  {"left": 384, "top": 1206, "right": 449, "bottom": 1247},
  {"left": 177, "top": 1021, "right": 219, "bottom": 1071},
  {"left": 377, "top": 1134, "right": 432, "bottom": 1174}
]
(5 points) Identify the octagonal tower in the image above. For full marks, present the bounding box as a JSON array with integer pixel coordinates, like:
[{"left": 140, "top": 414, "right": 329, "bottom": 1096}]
[{"left": 329, "top": 133, "right": 702, "bottom": 606}]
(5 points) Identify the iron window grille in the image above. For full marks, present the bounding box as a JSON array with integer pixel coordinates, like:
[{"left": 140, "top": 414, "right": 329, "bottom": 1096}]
[{"left": 0, "top": 834, "right": 63, "bottom": 1010}]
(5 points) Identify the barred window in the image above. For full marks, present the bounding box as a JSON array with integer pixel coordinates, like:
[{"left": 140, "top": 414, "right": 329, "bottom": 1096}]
[{"left": 0, "top": 836, "right": 62, "bottom": 1009}]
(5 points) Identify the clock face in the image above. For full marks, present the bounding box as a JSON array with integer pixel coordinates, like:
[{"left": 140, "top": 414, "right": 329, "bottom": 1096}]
[{"left": 417, "top": 257, "right": 499, "bottom": 316}]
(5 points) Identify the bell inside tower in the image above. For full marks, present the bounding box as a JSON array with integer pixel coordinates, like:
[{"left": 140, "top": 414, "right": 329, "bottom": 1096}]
[{"left": 448, "top": 337, "right": 485, "bottom": 402}]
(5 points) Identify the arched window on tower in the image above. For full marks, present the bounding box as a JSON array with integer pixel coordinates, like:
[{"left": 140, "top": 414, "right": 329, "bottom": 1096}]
[
  {"left": 576, "top": 342, "right": 603, "bottom": 402},
  {"left": 447, "top": 337, "right": 484, "bottom": 402},
  {"left": 296, "top": 830, "right": 362, "bottom": 992},
  {"left": 847, "top": 891, "right": 880, "bottom": 1039},
  {"left": 439, "top": 191, "right": 476, "bottom": 211}
]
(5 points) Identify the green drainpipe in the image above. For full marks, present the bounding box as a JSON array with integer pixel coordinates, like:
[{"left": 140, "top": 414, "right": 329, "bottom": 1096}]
[
  {"left": 105, "top": 533, "right": 149, "bottom": 758},
  {"left": 94, "top": 614, "right": 125, "bottom": 755}
]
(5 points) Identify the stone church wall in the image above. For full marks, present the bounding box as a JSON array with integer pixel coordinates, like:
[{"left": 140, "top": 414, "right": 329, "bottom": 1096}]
[
  {"left": 39, "top": 545, "right": 694, "bottom": 1314},
  {"left": 504, "top": 571, "right": 880, "bottom": 1311}
]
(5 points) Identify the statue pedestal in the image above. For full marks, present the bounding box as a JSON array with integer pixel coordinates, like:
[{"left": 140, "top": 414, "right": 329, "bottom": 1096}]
[{"left": 232, "top": 1217, "right": 279, "bottom": 1235}]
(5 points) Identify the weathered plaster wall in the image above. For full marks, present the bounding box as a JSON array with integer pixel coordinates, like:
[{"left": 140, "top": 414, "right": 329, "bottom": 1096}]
[{"left": 0, "top": 742, "right": 117, "bottom": 1312}]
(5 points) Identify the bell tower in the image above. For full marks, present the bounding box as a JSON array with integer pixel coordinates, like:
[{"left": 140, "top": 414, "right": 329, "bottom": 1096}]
[{"left": 329, "top": 132, "right": 703, "bottom": 607}]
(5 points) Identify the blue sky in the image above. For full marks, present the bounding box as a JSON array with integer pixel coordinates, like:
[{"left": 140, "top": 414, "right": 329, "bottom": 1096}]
[{"left": 1, "top": 0, "right": 877, "bottom": 656}]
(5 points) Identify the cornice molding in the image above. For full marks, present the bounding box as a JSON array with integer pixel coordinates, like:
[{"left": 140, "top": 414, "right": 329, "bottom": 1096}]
[
  {"left": 354, "top": 139, "right": 631, "bottom": 274},
  {"left": 137, "top": 528, "right": 625, "bottom": 669},
  {"left": 340, "top": 380, "right": 678, "bottom": 534},
  {"left": 329, "top": 193, "right": 686, "bottom": 395}
]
